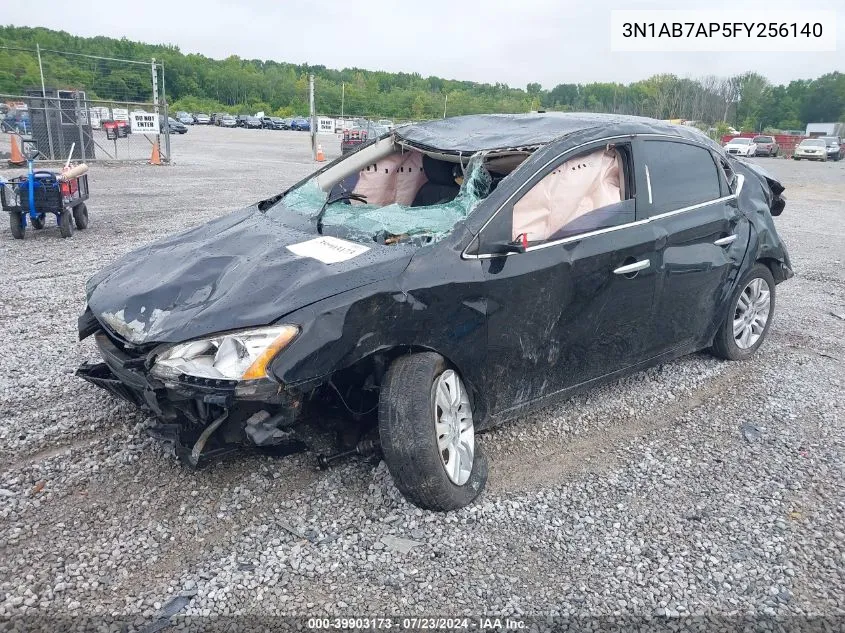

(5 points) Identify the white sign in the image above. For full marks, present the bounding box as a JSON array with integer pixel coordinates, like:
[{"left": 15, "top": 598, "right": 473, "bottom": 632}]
[
  {"left": 317, "top": 117, "right": 336, "bottom": 135},
  {"left": 130, "top": 111, "right": 158, "bottom": 135},
  {"left": 286, "top": 236, "right": 370, "bottom": 264},
  {"left": 112, "top": 107, "right": 129, "bottom": 121}
]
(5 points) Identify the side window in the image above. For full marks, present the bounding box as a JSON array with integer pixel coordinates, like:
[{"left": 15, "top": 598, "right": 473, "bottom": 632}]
[
  {"left": 641, "top": 140, "right": 721, "bottom": 216},
  {"left": 511, "top": 144, "right": 634, "bottom": 244},
  {"left": 716, "top": 154, "right": 736, "bottom": 195}
]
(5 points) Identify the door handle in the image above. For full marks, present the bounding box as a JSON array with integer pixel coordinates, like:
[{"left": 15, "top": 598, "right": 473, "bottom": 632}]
[
  {"left": 714, "top": 234, "right": 737, "bottom": 246},
  {"left": 613, "top": 259, "right": 650, "bottom": 275}
]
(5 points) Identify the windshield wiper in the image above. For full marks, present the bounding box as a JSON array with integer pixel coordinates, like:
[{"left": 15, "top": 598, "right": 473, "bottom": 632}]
[{"left": 315, "top": 192, "right": 368, "bottom": 234}]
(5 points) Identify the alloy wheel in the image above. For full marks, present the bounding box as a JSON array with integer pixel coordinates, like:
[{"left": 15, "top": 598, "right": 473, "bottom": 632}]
[
  {"left": 433, "top": 370, "right": 474, "bottom": 485},
  {"left": 733, "top": 278, "right": 771, "bottom": 349}
]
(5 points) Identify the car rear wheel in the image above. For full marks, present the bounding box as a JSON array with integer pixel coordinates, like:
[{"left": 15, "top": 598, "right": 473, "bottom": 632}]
[
  {"left": 378, "top": 352, "right": 487, "bottom": 511},
  {"left": 711, "top": 264, "right": 775, "bottom": 361}
]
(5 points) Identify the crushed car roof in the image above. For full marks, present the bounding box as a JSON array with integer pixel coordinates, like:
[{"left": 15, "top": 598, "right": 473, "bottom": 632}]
[{"left": 394, "top": 112, "right": 719, "bottom": 154}]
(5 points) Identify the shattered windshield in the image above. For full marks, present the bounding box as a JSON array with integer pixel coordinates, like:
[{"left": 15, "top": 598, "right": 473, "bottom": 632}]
[{"left": 271, "top": 154, "right": 491, "bottom": 246}]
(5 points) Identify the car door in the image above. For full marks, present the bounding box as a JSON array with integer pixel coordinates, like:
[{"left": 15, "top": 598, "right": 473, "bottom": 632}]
[
  {"left": 635, "top": 138, "right": 751, "bottom": 353},
  {"left": 471, "top": 138, "right": 663, "bottom": 418}
]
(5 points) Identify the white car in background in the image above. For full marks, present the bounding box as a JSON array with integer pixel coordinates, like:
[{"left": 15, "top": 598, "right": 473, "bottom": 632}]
[
  {"left": 793, "top": 138, "right": 828, "bottom": 161},
  {"left": 724, "top": 137, "right": 757, "bottom": 156}
]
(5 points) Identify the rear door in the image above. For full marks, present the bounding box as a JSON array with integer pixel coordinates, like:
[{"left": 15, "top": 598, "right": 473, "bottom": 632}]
[{"left": 635, "top": 138, "right": 750, "bottom": 353}]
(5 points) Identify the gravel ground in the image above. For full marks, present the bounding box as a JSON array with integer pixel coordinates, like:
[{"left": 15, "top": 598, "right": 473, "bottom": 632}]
[{"left": 1, "top": 126, "right": 843, "bottom": 631}]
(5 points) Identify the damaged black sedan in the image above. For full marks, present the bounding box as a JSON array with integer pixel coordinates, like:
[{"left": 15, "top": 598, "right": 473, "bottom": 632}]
[{"left": 78, "top": 113, "right": 792, "bottom": 511}]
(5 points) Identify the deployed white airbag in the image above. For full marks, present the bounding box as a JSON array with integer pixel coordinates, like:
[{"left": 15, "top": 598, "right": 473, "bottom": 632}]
[{"left": 512, "top": 148, "right": 622, "bottom": 242}]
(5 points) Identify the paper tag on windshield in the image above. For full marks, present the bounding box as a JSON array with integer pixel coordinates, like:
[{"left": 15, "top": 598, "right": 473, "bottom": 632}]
[{"left": 286, "top": 236, "right": 370, "bottom": 264}]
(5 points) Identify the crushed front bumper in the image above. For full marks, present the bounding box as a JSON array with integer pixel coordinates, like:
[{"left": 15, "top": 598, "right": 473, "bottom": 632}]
[{"left": 77, "top": 330, "right": 306, "bottom": 466}]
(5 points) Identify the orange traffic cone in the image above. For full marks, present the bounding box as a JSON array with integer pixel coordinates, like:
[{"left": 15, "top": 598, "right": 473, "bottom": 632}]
[
  {"left": 8, "top": 134, "right": 25, "bottom": 167},
  {"left": 149, "top": 141, "right": 162, "bottom": 166},
  {"left": 316, "top": 143, "right": 325, "bottom": 162}
]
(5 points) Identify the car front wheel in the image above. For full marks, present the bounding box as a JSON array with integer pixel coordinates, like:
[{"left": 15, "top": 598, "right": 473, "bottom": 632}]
[
  {"left": 378, "top": 352, "right": 488, "bottom": 511},
  {"left": 711, "top": 263, "right": 775, "bottom": 361}
]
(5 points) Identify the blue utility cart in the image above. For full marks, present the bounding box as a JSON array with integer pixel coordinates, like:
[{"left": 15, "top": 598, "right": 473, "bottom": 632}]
[{"left": 2, "top": 159, "right": 89, "bottom": 239}]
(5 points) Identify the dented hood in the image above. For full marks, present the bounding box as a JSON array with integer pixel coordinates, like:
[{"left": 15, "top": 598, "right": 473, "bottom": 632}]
[{"left": 85, "top": 205, "right": 413, "bottom": 345}]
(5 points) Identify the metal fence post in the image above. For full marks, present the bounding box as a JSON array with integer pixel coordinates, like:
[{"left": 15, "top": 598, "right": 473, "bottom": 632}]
[
  {"left": 151, "top": 57, "right": 161, "bottom": 160},
  {"left": 160, "top": 62, "right": 171, "bottom": 163},
  {"left": 36, "top": 44, "right": 56, "bottom": 160},
  {"left": 309, "top": 74, "right": 316, "bottom": 160},
  {"left": 74, "top": 92, "right": 85, "bottom": 162},
  {"left": 163, "top": 100, "right": 171, "bottom": 164},
  {"left": 83, "top": 95, "right": 94, "bottom": 161}
]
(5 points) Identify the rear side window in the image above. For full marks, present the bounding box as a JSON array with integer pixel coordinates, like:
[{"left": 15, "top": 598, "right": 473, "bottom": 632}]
[{"left": 641, "top": 140, "right": 721, "bottom": 216}]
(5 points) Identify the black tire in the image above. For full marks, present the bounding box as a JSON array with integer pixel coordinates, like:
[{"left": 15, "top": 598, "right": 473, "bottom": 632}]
[
  {"left": 10, "top": 212, "right": 24, "bottom": 239},
  {"left": 378, "top": 352, "right": 488, "bottom": 511},
  {"left": 72, "top": 203, "right": 89, "bottom": 229},
  {"left": 31, "top": 215, "right": 45, "bottom": 229},
  {"left": 711, "top": 263, "right": 776, "bottom": 361},
  {"left": 59, "top": 208, "right": 74, "bottom": 238}
]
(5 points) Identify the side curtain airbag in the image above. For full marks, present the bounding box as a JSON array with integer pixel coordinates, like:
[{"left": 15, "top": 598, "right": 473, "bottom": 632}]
[
  {"left": 512, "top": 148, "right": 622, "bottom": 241},
  {"left": 352, "top": 151, "right": 428, "bottom": 206}
]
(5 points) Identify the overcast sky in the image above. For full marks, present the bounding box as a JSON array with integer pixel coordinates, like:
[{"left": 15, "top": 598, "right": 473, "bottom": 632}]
[{"left": 5, "top": 0, "right": 842, "bottom": 88}]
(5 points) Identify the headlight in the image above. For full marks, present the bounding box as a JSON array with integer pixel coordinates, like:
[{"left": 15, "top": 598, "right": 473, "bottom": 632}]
[{"left": 150, "top": 325, "right": 299, "bottom": 381}]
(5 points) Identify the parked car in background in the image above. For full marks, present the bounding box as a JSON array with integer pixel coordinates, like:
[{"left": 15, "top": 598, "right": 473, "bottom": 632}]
[
  {"left": 793, "top": 138, "right": 828, "bottom": 161},
  {"left": 77, "top": 113, "right": 791, "bottom": 511},
  {"left": 261, "top": 116, "right": 285, "bottom": 130},
  {"left": 176, "top": 112, "right": 194, "bottom": 125},
  {"left": 244, "top": 116, "right": 263, "bottom": 129},
  {"left": 752, "top": 135, "right": 778, "bottom": 157},
  {"left": 219, "top": 114, "right": 238, "bottom": 128},
  {"left": 211, "top": 113, "right": 227, "bottom": 126},
  {"left": 290, "top": 117, "right": 310, "bottom": 131},
  {"left": 724, "top": 137, "right": 756, "bottom": 156},
  {"left": 236, "top": 115, "right": 249, "bottom": 128},
  {"left": 1, "top": 108, "right": 30, "bottom": 134},
  {"left": 281, "top": 117, "right": 294, "bottom": 129},
  {"left": 819, "top": 136, "right": 842, "bottom": 161},
  {"left": 377, "top": 119, "right": 395, "bottom": 129},
  {"left": 161, "top": 116, "right": 188, "bottom": 134},
  {"left": 194, "top": 113, "right": 210, "bottom": 125}
]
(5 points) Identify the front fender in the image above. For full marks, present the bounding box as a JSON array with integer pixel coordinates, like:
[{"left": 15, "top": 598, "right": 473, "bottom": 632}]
[{"left": 267, "top": 261, "right": 490, "bottom": 421}]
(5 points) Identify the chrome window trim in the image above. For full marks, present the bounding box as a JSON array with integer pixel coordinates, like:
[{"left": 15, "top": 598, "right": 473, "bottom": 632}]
[
  {"left": 463, "top": 133, "right": 741, "bottom": 261},
  {"left": 645, "top": 164, "right": 653, "bottom": 204}
]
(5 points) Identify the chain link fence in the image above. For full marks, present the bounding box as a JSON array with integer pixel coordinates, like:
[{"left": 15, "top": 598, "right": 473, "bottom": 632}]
[{"left": 0, "top": 46, "right": 170, "bottom": 164}]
